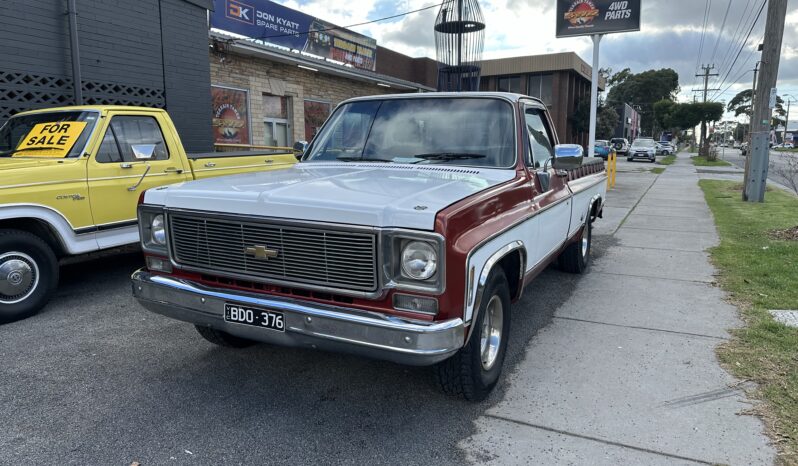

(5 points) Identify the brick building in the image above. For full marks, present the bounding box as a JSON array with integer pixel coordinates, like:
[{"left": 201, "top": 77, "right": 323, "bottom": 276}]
[
  {"left": 478, "top": 53, "right": 606, "bottom": 147},
  {"left": 209, "top": 32, "right": 434, "bottom": 147}
]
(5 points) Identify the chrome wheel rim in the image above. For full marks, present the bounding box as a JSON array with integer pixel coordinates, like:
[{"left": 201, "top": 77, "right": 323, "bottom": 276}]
[
  {"left": 0, "top": 252, "right": 39, "bottom": 304},
  {"left": 480, "top": 295, "right": 504, "bottom": 370}
]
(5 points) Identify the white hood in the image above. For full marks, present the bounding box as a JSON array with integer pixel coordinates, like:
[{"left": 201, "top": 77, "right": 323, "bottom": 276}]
[{"left": 144, "top": 162, "right": 516, "bottom": 230}]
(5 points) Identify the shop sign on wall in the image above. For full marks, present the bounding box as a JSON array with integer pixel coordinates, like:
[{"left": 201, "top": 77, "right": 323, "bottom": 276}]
[
  {"left": 211, "top": 85, "right": 250, "bottom": 145},
  {"left": 211, "top": 0, "right": 377, "bottom": 71}
]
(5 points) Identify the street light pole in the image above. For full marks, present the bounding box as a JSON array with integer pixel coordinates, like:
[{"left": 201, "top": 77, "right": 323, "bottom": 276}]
[{"left": 783, "top": 94, "right": 795, "bottom": 145}]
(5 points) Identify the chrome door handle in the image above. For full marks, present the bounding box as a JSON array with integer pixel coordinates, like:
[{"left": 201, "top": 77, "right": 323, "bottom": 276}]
[
  {"left": 127, "top": 164, "right": 151, "bottom": 191},
  {"left": 204, "top": 162, "right": 216, "bottom": 168},
  {"left": 264, "top": 159, "right": 273, "bottom": 164},
  {"left": 120, "top": 163, "right": 133, "bottom": 169},
  {"left": 164, "top": 167, "right": 183, "bottom": 174}
]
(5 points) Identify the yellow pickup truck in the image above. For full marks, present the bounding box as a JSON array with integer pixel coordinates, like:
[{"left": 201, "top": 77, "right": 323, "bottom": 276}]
[{"left": 0, "top": 105, "right": 296, "bottom": 323}]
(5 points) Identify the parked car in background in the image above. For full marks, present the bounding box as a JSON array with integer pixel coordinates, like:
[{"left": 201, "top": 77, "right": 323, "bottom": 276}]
[
  {"left": 656, "top": 141, "right": 675, "bottom": 155},
  {"left": 627, "top": 138, "right": 657, "bottom": 163},
  {"left": 594, "top": 139, "right": 611, "bottom": 159},
  {"left": 775, "top": 142, "right": 794, "bottom": 150},
  {"left": 0, "top": 106, "right": 297, "bottom": 323},
  {"left": 740, "top": 141, "right": 749, "bottom": 156},
  {"left": 733, "top": 141, "right": 741, "bottom": 149},
  {"left": 131, "top": 92, "right": 607, "bottom": 401},
  {"left": 610, "top": 138, "right": 629, "bottom": 156}
]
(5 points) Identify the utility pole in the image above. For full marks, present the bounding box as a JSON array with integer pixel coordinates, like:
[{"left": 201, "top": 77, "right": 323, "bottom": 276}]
[
  {"left": 695, "top": 64, "right": 719, "bottom": 156},
  {"left": 745, "top": 0, "right": 789, "bottom": 202},
  {"left": 742, "top": 61, "right": 760, "bottom": 193}
]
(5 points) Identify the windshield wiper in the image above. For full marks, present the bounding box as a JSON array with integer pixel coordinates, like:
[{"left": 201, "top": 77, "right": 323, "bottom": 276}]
[
  {"left": 0, "top": 147, "right": 60, "bottom": 157},
  {"left": 335, "top": 156, "right": 393, "bottom": 162},
  {"left": 410, "top": 152, "right": 487, "bottom": 162}
]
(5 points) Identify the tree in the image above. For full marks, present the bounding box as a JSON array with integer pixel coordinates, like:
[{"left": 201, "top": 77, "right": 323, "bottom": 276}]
[
  {"left": 596, "top": 106, "right": 619, "bottom": 140},
  {"left": 668, "top": 102, "right": 724, "bottom": 158},
  {"left": 653, "top": 99, "right": 677, "bottom": 132},
  {"left": 727, "top": 89, "right": 787, "bottom": 129},
  {"left": 605, "top": 68, "right": 680, "bottom": 137}
]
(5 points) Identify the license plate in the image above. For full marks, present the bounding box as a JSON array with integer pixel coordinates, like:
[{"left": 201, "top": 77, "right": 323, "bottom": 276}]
[{"left": 224, "top": 303, "right": 285, "bottom": 332}]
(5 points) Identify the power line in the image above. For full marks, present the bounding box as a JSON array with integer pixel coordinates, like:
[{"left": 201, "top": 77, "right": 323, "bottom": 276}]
[
  {"left": 714, "top": 0, "right": 754, "bottom": 81},
  {"left": 708, "top": 0, "right": 733, "bottom": 65},
  {"left": 692, "top": 0, "right": 712, "bottom": 91},
  {"left": 236, "top": 2, "right": 444, "bottom": 42},
  {"left": 709, "top": 0, "right": 766, "bottom": 100}
]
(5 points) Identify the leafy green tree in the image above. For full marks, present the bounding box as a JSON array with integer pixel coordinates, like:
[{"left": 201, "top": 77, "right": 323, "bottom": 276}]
[
  {"left": 605, "top": 68, "right": 680, "bottom": 134},
  {"left": 596, "top": 105, "right": 619, "bottom": 140},
  {"left": 653, "top": 99, "right": 677, "bottom": 132},
  {"left": 727, "top": 89, "right": 787, "bottom": 129}
]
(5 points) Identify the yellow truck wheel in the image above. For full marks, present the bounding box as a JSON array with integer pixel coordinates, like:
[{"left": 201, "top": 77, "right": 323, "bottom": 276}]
[{"left": 0, "top": 230, "right": 59, "bottom": 324}]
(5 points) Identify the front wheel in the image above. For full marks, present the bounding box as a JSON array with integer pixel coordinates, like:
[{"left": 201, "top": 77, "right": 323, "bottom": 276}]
[
  {"left": 0, "top": 230, "right": 59, "bottom": 324},
  {"left": 435, "top": 269, "right": 511, "bottom": 401}
]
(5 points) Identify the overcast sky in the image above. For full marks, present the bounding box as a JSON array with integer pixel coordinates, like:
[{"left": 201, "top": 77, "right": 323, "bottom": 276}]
[{"left": 274, "top": 0, "right": 798, "bottom": 126}]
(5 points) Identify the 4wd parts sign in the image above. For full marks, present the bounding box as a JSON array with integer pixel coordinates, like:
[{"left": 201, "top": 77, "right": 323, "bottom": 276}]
[{"left": 556, "top": 0, "right": 640, "bottom": 37}]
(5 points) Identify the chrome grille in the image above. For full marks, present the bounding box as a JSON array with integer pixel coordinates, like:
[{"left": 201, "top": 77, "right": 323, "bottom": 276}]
[{"left": 168, "top": 213, "right": 378, "bottom": 292}]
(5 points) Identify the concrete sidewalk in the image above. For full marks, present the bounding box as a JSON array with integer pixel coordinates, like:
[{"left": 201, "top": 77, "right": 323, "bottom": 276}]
[{"left": 460, "top": 153, "right": 775, "bottom": 465}]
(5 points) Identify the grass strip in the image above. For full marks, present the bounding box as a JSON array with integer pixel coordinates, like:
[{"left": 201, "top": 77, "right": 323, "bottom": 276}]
[
  {"left": 692, "top": 155, "right": 732, "bottom": 167},
  {"left": 651, "top": 167, "right": 665, "bottom": 174},
  {"left": 658, "top": 154, "right": 676, "bottom": 165},
  {"left": 699, "top": 180, "right": 798, "bottom": 464}
]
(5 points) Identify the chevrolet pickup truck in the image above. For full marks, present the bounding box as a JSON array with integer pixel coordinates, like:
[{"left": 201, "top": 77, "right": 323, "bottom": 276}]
[
  {"left": 131, "top": 93, "right": 606, "bottom": 400},
  {"left": 0, "top": 106, "right": 296, "bottom": 323}
]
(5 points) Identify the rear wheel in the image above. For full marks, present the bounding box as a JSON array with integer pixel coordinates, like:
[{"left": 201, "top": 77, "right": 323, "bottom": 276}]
[
  {"left": 435, "top": 269, "right": 511, "bottom": 401},
  {"left": 195, "top": 325, "right": 257, "bottom": 348},
  {"left": 0, "top": 230, "right": 59, "bottom": 324},
  {"left": 559, "top": 217, "right": 592, "bottom": 274}
]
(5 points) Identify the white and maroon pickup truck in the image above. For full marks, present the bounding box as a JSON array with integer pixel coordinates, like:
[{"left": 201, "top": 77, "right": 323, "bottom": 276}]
[{"left": 131, "top": 92, "right": 606, "bottom": 400}]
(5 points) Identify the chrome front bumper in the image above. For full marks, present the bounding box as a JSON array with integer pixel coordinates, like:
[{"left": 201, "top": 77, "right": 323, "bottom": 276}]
[{"left": 131, "top": 269, "right": 464, "bottom": 366}]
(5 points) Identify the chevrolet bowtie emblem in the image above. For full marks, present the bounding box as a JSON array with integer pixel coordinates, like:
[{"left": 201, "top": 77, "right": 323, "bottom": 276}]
[{"left": 244, "top": 245, "right": 279, "bottom": 260}]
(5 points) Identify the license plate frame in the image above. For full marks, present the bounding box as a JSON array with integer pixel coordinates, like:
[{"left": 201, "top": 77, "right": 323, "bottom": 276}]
[{"left": 224, "top": 303, "right": 285, "bottom": 332}]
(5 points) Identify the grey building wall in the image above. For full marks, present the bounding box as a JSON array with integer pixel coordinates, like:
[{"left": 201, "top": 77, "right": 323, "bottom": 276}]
[{"left": 0, "top": 0, "right": 213, "bottom": 152}]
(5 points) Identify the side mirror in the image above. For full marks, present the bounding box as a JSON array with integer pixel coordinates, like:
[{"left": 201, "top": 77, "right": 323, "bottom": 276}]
[
  {"left": 552, "top": 144, "right": 584, "bottom": 171},
  {"left": 131, "top": 144, "right": 156, "bottom": 160},
  {"left": 292, "top": 140, "right": 308, "bottom": 160}
]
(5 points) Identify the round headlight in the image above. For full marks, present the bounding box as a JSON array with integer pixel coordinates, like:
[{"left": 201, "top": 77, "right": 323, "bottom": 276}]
[
  {"left": 401, "top": 241, "right": 437, "bottom": 280},
  {"left": 151, "top": 214, "right": 166, "bottom": 245}
]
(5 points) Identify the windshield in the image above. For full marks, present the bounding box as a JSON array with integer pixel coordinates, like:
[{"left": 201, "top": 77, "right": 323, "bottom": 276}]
[
  {"left": 304, "top": 98, "right": 516, "bottom": 168},
  {"left": 632, "top": 139, "right": 655, "bottom": 148},
  {"left": 0, "top": 111, "right": 99, "bottom": 158}
]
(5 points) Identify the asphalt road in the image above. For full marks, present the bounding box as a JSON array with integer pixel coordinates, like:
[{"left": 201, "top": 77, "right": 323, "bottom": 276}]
[
  {"left": 0, "top": 239, "right": 612, "bottom": 465},
  {"left": 717, "top": 147, "right": 798, "bottom": 191}
]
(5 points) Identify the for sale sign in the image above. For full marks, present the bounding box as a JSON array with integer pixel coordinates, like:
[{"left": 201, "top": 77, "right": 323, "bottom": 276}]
[
  {"left": 556, "top": 0, "right": 641, "bottom": 37},
  {"left": 15, "top": 122, "right": 88, "bottom": 157}
]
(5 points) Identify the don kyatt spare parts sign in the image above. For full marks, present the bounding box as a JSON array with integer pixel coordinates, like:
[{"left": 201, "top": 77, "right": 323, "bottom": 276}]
[
  {"left": 556, "top": 0, "right": 641, "bottom": 38},
  {"left": 211, "top": 0, "right": 377, "bottom": 71}
]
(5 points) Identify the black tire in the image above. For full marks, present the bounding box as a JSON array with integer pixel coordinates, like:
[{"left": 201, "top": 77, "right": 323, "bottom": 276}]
[
  {"left": 559, "top": 217, "right": 592, "bottom": 274},
  {"left": 195, "top": 325, "right": 257, "bottom": 348},
  {"left": 627, "top": 157, "right": 633, "bottom": 162},
  {"left": 435, "top": 269, "right": 511, "bottom": 401},
  {"left": 0, "top": 229, "right": 59, "bottom": 324}
]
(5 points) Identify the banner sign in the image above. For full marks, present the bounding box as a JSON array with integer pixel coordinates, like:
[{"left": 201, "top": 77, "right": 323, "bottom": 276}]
[
  {"left": 211, "top": 0, "right": 377, "bottom": 71},
  {"left": 211, "top": 85, "right": 250, "bottom": 145},
  {"left": 555, "top": 0, "right": 641, "bottom": 38}
]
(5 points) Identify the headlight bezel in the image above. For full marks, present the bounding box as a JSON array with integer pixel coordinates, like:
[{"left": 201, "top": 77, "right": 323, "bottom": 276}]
[
  {"left": 138, "top": 205, "right": 168, "bottom": 254},
  {"left": 381, "top": 229, "right": 445, "bottom": 294}
]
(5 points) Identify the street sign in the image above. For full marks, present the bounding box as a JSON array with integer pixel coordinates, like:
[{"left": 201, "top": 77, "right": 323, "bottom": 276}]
[
  {"left": 555, "top": 0, "right": 641, "bottom": 38},
  {"left": 769, "top": 88, "right": 778, "bottom": 109}
]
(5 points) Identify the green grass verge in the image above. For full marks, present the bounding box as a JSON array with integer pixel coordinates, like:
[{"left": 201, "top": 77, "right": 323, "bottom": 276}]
[
  {"left": 657, "top": 154, "right": 676, "bottom": 165},
  {"left": 691, "top": 155, "right": 731, "bottom": 167},
  {"left": 699, "top": 180, "right": 798, "bottom": 463},
  {"left": 650, "top": 167, "right": 665, "bottom": 174}
]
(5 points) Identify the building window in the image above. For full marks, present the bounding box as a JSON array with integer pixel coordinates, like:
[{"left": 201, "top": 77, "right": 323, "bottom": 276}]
[
  {"left": 304, "top": 100, "right": 331, "bottom": 141},
  {"left": 497, "top": 76, "right": 522, "bottom": 94},
  {"left": 263, "top": 94, "right": 290, "bottom": 147},
  {"left": 527, "top": 73, "right": 553, "bottom": 106}
]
